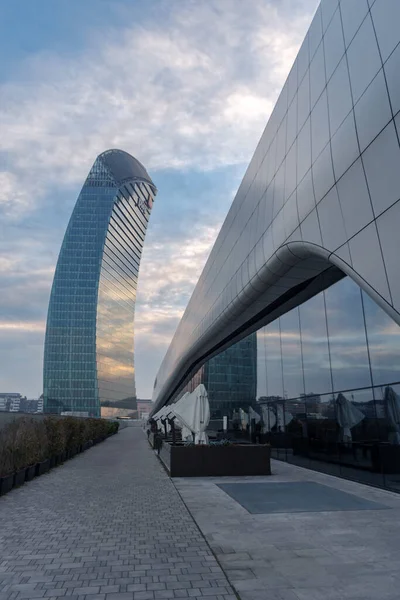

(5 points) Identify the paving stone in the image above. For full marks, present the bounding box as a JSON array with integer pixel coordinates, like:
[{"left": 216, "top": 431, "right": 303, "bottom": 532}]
[{"left": 0, "top": 429, "right": 232, "bottom": 600}]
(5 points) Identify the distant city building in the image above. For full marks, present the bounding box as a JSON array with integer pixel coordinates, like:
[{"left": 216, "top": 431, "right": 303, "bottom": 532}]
[
  {"left": 36, "top": 396, "right": 44, "bottom": 413},
  {"left": 43, "top": 150, "right": 157, "bottom": 418},
  {"left": 137, "top": 399, "right": 153, "bottom": 419},
  {"left": 0, "top": 393, "right": 24, "bottom": 412},
  {"left": 61, "top": 411, "right": 89, "bottom": 418},
  {"left": 0, "top": 395, "right": 44, "bottom": 414}
]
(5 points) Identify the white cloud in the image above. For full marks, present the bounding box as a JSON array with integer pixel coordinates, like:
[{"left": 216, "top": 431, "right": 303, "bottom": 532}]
[
  {"left": 0, "top": 0, "right": 318, "bottom": 397},
  {"left": 0, "top": 171, "right": 41, "bottom": 218},
  {"left": 0, "top": 0, "right": 317, "bottom": 215}
]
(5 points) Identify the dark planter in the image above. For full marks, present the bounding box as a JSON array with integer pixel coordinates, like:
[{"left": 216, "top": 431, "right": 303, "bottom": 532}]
[
  {"left": 82, "top": 440, "right": 93, "bottom": 452},
  {"left": 35, "top": 459, "right": 50, "bottom": 476},
  {"left": 13, "top": 469, "right": 26, "bottom": 488},
  {"left": 68, "top": 447, "right": 79, "bottom": 459},
  {"left": 50, "top": 456, "right": 57, "bottom": 469},
  {"left": 55, "top": 452, "right": 66, "bottom": 465},
  {"left": 0, "top": 474, "right": 14, "bottom": 496},
  {"left": 25, "top": 465, "right": 36, "bottom": 482},
  {"left": 159, "top": 443, "right": 272, "bottom": 477}
]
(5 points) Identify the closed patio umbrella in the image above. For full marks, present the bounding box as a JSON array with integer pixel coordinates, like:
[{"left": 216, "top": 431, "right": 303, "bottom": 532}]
[
  {"left": 170, "top": 384, "right": 210, "bottom": 444},
  {"left": 193, "top": 384, "right": 210, "bottom": 444},
  {"left": 171, "top": 393, "right": 192, "bottom": 441},
  {"left": 239, "top": 408, "right": 249, "bottom": 431},
  {"left": 384, "top": 386, "right": 400, "bottom": 445},
  {"left": 249, "top": 406, "right": 261, "bottom": 423},
  {"left": 261, "top": 404, "right": 276, "bottom": 433},
  {"left": 336, "top": 393, "right": 365, "bottom": 443},
  {"left": 276, "top": 404, "right": 293, "bottom": 432}
]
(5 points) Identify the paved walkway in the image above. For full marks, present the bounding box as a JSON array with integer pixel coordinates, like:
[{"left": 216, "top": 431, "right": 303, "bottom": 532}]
[
  {"left": 0, "top": 427, "right": 235, "bottom": 600},
  {"left": 175, "top": 462, "right": 400, "bottom": 600}
]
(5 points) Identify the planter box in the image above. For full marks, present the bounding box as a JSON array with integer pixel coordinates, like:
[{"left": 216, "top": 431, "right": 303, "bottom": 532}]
[
  {"left": 160, "top": 443, "right": 271, "bottom": 477},
  {"left": 0, "top": 474, "right": 14, "bottom": 496},
  {"left": 13, "top": 469, "right": 26, "bottom": 488},
  {"left": 25, "top": 465, "right": 36, "bottom": 482},
  {"left": 50, "top": 456, "right": 57, "bottom": 469},
  {"left": 82, "top": 440, "right": 93, "bottom": 452},
  {"left": 35, "top": 459, "right": 50, "bottom": 476},
  {"left": 68, "top": 446, "right": 79, "bottom": 459},
  {"left": 57, "top": 452, "right": 67, "bottom": 464}
]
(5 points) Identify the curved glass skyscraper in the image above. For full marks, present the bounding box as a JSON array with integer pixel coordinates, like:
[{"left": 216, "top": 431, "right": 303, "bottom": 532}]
[{"left": 43, "top": 150, "right": 156, "bottom": 417}]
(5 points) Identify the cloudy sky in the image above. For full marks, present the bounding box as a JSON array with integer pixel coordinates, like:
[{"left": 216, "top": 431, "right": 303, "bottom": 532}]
[{"left": 0, "top": 0, "right": 318, "bottom": 399}]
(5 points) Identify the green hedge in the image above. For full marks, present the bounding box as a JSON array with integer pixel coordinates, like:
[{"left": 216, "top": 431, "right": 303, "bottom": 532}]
[{"left": 0, "top": 416, "right": 119, "bottom": 477}]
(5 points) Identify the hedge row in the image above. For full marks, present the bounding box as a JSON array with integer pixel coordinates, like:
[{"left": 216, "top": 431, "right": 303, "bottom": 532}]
[{"left": 0, "top": 416, "right": 119, "bottom": 477}]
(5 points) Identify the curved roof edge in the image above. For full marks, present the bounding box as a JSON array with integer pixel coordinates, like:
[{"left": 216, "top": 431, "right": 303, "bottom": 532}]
[{"left": 99, "top": 149, "right": 156, "bottom": 188}]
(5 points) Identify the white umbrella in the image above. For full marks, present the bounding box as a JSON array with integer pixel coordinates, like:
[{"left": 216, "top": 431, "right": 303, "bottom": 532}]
[
  {"left": 249, "top": 407, "right": 261, "bottom": 423},
  {"left": 336, "top": 393, "right": 365, "bottom": 443},
  {"left": 153, "top": 406, "right": 173, "bottom": 432},
  {"left": 276, "top": 404, "right": 293, "bottom": 431},
  {"left": 261, "top": 404, "right": 276, "bottom": 433},
  {"left": 193, "top": 384, "right": 210, "bottom": 444},
  {"left": 171, "top": 393, "right": 193, "bottom": 442},
  {"left": 239, "top": 408, "right": 249, "bottom": 430},
  {"left": 170, "top": 384, "right": 210, "bottom": 444},
  {"left": 384, "top": 386, "right": 400, "bottom": 445}
]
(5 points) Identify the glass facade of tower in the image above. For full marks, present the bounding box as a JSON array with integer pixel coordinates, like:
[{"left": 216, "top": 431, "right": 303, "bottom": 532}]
[
  {"left": 204, "top": 334, "right": 257, "bottom": 418},
  {"left": 174, "top": 335, "right": 257, "bottom": 420},
  {"left": 43, "top": 150, "right": 156, "bottom": 417}
]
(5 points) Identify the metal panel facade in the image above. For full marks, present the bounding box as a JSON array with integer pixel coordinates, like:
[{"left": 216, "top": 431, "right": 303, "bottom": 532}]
[{"left": 153, "top": 0, "right": 400, "bottom": 411}]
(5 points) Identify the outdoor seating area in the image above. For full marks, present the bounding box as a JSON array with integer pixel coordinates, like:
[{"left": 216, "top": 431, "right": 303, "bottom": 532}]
[{"left": 148, "top": 385, "right": 271, "bottom": 477}]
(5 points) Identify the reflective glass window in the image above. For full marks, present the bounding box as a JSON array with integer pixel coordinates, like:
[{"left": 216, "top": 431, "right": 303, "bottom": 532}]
[
  {"left": 325, "top": 278, "right": 372, "bottom": 392},
  {"left": 280, "top": 308, "right": 304, "bottom": 400},
  {"left": 362, "top": 290, "right": 400, "bottom": 386},
  {"left": 265, "top": 320, "right": 284, "bottom": 398},
  {"left": 299, "top": 291, "right": 332, "bottom": 395}
]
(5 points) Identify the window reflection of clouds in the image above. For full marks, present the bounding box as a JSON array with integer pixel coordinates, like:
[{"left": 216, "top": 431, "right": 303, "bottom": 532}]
[
  {"left": 299, "top": 291, "right": 332, "bottom": 395},
  {"left": 265, "top": 320, "right": 283, "bottom": 398},
  {"left": 256, "top": 329, "right": 268, "bottom": 398},
  {"left": 325, "top": 277, "right": 372, "bottom": 392},
  {"left": 280, "top": 308, "right": 304, "bottom": 400},
  {"left": 256, "top": 275, "right": 400, "bottom": 406},
  {"left": 363, "top": 291, "right": 400, "bottom": 386}
]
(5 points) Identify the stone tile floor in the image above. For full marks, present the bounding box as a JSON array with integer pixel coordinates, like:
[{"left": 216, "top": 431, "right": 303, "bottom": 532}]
[
  {"left": 174, "top": 460, "right": 400, "bottom": 600},
  {"left": 0, "top": 427, "right": 235, "bottom": 600}
]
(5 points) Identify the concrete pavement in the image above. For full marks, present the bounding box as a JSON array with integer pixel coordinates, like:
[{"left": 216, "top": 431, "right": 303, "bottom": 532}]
[{"left": 175, "top": 461, "right": 400, "bottom": 600}]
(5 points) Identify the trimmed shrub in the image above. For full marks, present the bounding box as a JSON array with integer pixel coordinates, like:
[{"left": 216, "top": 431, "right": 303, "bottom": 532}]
[
  {"left": 0, "top": 415, "right": 119, "bottom": 477},
  {"left": 0, "top": 418, "right": 48, "bottom": 476},
  {"left": 44, "top": 416, "right": 67, "bottom": 457}
]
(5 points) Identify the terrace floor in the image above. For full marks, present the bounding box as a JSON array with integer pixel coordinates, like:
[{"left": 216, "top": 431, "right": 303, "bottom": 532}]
[
  {"left": 175, "top": 459, "right": 400, "bottom": 600},
  {"left": 2, "top": 426, "right": 400, "bottom": 600}
]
